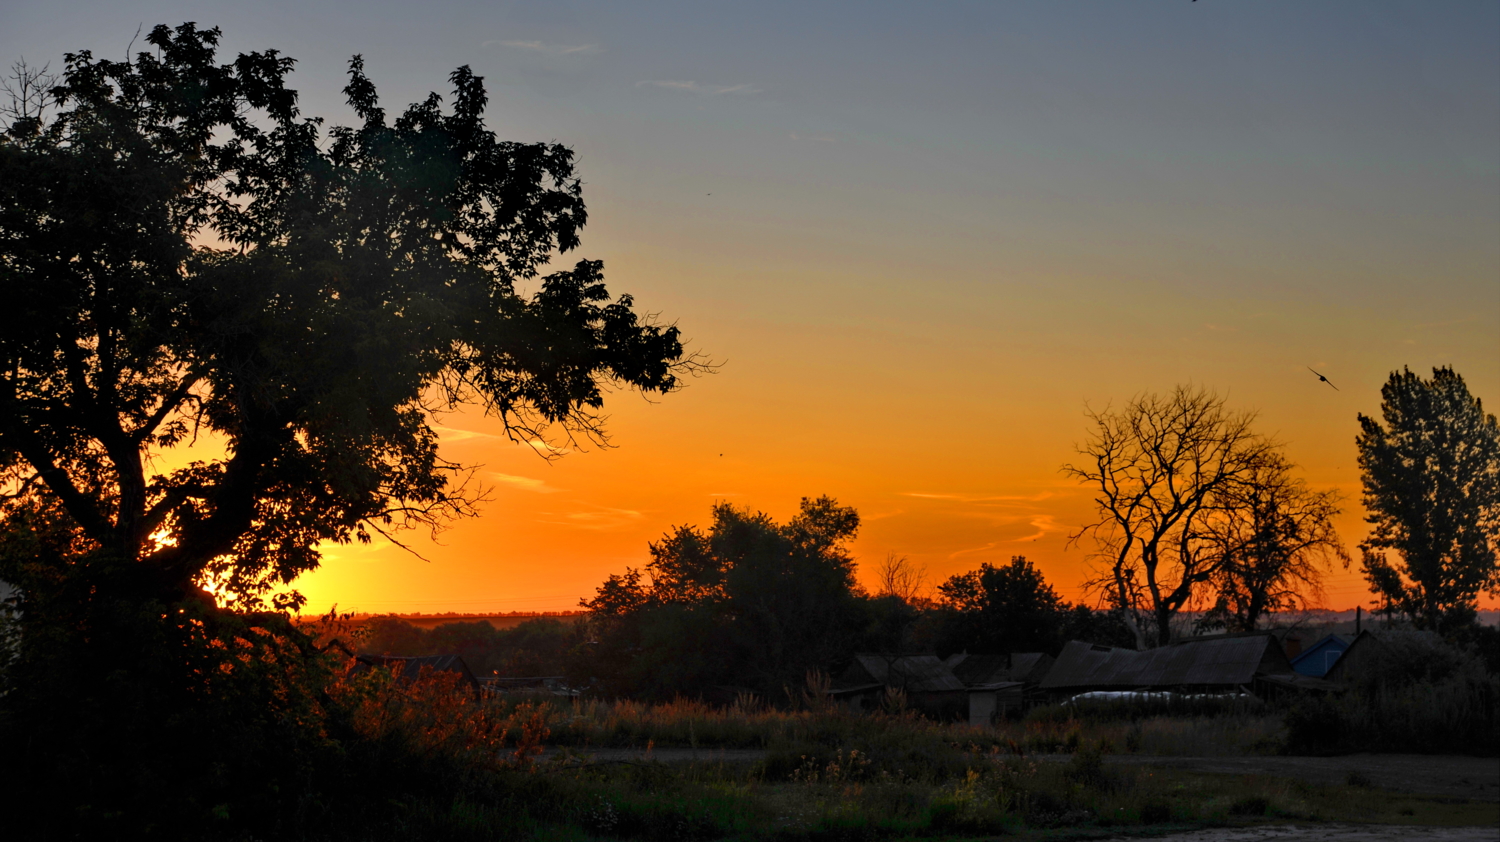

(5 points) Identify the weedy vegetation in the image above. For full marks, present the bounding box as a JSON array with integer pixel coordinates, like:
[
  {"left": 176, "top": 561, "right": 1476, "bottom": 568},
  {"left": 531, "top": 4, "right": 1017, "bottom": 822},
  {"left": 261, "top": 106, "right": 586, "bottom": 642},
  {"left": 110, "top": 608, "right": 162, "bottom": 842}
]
[{"left": 271, "top": 667, "right": 1496, "bottom": 841}]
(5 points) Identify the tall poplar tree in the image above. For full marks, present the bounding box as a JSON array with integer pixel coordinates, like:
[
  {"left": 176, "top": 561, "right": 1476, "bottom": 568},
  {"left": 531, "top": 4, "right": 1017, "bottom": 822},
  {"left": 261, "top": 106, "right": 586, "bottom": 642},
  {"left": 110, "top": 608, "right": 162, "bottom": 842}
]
[{"left": 1357, "top": 367, "right": 1500, "bottom": 630}]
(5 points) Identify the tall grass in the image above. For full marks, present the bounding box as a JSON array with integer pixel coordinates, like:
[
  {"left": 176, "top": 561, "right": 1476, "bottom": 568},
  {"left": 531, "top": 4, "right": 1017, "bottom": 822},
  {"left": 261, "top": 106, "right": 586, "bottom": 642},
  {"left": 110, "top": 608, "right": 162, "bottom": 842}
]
[
  {"left": 479, "top": 691, "right": 1285, "bottom": 760},
  {"left": 274, "top": 664, "right": 1493, "bottom": 840}
]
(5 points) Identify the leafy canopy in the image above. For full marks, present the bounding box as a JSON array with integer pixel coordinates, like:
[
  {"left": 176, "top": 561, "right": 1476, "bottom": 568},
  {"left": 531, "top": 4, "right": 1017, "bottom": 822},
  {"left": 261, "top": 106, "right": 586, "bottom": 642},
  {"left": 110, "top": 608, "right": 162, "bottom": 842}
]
[
  {"left": 0, "top": 23, "right": 696, "bottom": 613},
  {"left": 579, "top": 496, "right": 863, "bottom": 699},
  {"left": 1357, "top": 366, "right": 1499, "bottom": 630}
]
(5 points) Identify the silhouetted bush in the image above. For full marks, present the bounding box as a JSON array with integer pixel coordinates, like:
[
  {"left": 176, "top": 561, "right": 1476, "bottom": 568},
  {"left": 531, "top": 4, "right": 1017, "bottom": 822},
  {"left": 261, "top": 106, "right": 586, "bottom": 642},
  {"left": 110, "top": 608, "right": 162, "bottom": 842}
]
[{"left": 1282, "top": 632, "right": 1499, "bottom": 755}]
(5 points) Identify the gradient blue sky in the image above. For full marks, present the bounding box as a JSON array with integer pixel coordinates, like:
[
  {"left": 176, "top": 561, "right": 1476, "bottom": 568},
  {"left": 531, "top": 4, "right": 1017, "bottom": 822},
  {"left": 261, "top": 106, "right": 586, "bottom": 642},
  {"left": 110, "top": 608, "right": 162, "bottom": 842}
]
[{"left": 5, "top": 1, "right": 1497, "bottom": 612}]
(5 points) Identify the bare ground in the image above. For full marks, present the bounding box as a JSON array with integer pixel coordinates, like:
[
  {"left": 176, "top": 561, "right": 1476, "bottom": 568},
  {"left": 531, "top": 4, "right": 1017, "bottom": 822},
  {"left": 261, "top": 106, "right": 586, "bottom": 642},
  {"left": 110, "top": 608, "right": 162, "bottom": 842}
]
[
  {"left": 1074, "top": 754, "right": 1500, "bottom": 803},
  {"left": 546, "top": 748, "right": 1499, "bottom": 805},
  {"left": 1103, "top": 825, "right": 1499, "bottom": 842}
]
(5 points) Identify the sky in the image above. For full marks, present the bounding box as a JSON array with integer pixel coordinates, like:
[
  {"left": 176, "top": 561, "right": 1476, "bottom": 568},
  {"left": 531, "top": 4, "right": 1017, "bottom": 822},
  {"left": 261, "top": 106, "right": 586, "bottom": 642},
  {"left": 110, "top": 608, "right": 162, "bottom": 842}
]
[{"left": 4, "top": 1, "right": 1497, "bottom": 613}]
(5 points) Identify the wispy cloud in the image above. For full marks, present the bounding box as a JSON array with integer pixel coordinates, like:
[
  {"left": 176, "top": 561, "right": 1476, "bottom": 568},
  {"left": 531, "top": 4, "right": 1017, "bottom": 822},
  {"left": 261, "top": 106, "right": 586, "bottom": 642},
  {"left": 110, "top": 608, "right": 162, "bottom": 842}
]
[
  {"left": 524, "top": 439, "right": 572, "bottom": 457},
  {"left": 484, "top": 39, "right": 601, "bottom": 55},
  {"left": 539, "top": 505, "right": 643, "bottom": 530},
  {"left": 900, "top": 491, "right": 1055, "bottom": 505},
  {"left": 1011, "top": 514, "right": 1065, "bottom": 543},
  {"left": 432, "top": 424, "right": 500, "bottom": 443},
  {"left": 636, "top": 80, "right": 762, "bottom": 96},
  {"left": 488, "top": 472, "right": 562, "bottom": 494},
  {"left": 948, "top": 542, "right": 999, "bottom": 560}
]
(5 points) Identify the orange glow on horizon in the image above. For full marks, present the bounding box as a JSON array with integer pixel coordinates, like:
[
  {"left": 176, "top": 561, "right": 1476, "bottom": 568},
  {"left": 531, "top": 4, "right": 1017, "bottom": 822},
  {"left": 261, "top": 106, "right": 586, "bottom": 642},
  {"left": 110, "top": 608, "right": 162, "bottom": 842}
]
[{"left": 288, "top": 381, "right": 1499, "bottom": 617}]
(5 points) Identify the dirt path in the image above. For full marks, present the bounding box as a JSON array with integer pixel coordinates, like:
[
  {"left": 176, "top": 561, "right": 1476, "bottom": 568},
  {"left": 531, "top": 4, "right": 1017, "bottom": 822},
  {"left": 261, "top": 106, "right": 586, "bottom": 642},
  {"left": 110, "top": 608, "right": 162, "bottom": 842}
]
[
  {"left": 546, "top": 748, "right": 1498, "bottom": 805},
  {"left": 1104, "top": 825, "right": 1499, "bottom": 841},
  {"left": 541, "top": 749, "right": 1497, "bottom": 837},
  {"left": 1072, "top": 754, "right": 1500, "bottom": 803}
]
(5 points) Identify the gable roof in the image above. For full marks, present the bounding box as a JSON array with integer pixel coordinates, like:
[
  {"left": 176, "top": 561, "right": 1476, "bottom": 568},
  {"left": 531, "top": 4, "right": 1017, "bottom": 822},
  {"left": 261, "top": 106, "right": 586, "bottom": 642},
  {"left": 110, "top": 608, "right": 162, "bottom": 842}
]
[
  {"left": 948, "top": 654, "right": 1006, "bottom": 686},
  {"left": 841, "top": 654, "right": 965, "bottom": 693},
  {"left": 948, "top": 652, "right": 1055, "bottom": 686},
  {"left": 1041, "top": 634, "right": 1292, "bottom": 691},
  {"left": 1289, "top": 634, "right": 1355, "bottom": 677}
]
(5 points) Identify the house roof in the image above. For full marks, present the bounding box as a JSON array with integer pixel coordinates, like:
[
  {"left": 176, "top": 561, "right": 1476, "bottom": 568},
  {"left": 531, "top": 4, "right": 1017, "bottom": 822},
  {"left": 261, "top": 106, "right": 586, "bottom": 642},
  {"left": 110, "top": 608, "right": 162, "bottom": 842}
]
[
  {"left": 948, "top": 654, "right": 1006, "bottom": 686},
  {"left": 1289, "top": 634, "right": 1355, "bottom": 675},
  {"left": 842, "top": 654, "right": 966, "bottom": 693},
  {"left": 948, "top": 652, "right": 1055, "bottom": 686},
  {"left": 1041, "top": 634, "right": 1292, "bottom": 691},
  {"left": 968, "top": 680, "right": 1027, "bottom": 694}
]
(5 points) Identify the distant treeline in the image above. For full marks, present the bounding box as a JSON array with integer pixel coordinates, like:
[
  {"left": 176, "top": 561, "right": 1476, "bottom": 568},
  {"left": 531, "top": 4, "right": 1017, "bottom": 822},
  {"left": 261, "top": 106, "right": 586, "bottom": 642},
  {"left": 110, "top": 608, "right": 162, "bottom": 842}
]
[
  {"left": 360, "top": 499, "right": 1133, "bottom": 699},
  {"left": 357, "top": 611, "right": 583, "bottom": 620},
  {"left": 360, "top": 616, "right": 583, "bottom": 677}
]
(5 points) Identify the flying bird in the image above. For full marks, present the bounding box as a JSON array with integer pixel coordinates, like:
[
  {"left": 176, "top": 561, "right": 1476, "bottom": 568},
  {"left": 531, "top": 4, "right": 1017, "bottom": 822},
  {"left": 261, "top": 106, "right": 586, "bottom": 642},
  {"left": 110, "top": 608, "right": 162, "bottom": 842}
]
[{"left": 1307, "top": 366, "right": 1339, "bottom": 391}]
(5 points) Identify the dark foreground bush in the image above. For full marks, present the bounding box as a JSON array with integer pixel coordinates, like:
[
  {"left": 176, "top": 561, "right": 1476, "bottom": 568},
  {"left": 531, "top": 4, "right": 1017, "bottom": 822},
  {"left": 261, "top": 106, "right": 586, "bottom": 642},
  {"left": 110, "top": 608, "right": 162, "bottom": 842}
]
[{"left": 1283, "top": 633, "right": 1500, "bottom": 755}]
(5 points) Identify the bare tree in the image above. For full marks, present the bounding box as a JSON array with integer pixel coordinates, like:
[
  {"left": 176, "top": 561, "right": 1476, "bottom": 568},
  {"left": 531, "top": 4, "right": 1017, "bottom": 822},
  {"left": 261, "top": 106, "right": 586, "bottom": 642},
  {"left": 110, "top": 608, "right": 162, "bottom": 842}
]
[
  {"left": 1, "top": 59, "right": 58, "bottom": 130},
  {"left": 1199, "top": 452, "right": 1349, "bottom": 632},
  {"left": 875, "top": 552, "right": 927, "bottom": 603},
  {"left": 1063, "top": 386, "right": 1276, "bottom": 648}
]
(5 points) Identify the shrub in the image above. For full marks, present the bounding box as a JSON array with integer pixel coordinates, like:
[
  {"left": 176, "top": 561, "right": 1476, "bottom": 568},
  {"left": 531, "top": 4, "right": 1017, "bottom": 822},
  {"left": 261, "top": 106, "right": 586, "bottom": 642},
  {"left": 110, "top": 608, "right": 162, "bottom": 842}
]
[
  {"left": 1228, "top": 795, "right": 1269, "bottom": 816},
  {"left": 1283, "top": 634, "right": 1499, "bottom": 755},
  {"left": 1139, "top": 802, "right": 1172, "bottom": 824}
]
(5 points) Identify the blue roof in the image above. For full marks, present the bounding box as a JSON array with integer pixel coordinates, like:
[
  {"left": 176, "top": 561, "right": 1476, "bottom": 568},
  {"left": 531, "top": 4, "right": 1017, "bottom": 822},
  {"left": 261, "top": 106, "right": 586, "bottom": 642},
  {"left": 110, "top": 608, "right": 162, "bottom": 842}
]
[{"left": 1289, "top": 634, "right": 1352, "bottom": 677}]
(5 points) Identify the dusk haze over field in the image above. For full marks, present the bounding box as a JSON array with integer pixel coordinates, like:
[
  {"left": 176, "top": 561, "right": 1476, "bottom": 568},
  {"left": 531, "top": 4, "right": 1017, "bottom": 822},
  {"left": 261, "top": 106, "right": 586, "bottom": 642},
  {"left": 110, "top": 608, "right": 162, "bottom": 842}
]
[{"left": 4, "top": 0, "right": 1496, "bottom": 617}]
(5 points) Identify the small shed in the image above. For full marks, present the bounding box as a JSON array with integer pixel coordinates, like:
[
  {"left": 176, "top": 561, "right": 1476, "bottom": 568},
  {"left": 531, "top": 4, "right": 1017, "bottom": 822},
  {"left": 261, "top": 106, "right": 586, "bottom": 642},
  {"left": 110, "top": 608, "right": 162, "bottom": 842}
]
[
  {"left": 835, "top": 654, "right": 967, "bottom": 719},
  {"left": 824, "top": 682, "right": 887, "bottom": 714},
  {"left": 1289, "top": 634, "right": 1354, "bottom": 677},
  {"left": 946, "top": 652, "right": 1056, "bottom": 723},
  {"left": 965, "top": 681, "right": 1026, "bottom": 726}
]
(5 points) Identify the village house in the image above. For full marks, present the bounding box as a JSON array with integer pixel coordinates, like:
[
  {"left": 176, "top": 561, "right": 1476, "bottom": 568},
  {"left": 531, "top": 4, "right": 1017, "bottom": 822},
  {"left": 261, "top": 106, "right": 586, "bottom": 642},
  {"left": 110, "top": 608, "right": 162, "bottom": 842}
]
[{"left": 1289, "top": 633, "right": 1356, "bottom": 677}]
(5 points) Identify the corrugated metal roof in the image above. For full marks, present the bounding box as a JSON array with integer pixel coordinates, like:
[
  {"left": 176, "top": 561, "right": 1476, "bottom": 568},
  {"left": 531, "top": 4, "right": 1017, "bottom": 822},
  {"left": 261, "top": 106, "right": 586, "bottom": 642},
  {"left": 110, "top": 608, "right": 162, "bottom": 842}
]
[
  {"left": 846, "top": 654, "right": 966, "bottom": 693},
  {"left": 1041, "top": 635, "right": 1290, "bottom": 691}
]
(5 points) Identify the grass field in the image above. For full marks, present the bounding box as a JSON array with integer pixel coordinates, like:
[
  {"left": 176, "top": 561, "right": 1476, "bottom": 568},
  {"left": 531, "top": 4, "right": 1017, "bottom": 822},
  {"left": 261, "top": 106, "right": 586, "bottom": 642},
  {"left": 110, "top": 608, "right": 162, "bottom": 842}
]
[{"left": 350, "top": 683, "right": 1497, "bottom": 841}]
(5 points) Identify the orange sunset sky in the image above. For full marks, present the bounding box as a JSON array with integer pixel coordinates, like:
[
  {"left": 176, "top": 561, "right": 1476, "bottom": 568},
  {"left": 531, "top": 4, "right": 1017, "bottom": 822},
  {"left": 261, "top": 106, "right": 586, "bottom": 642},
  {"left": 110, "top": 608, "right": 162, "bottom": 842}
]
[{"left": 11, "top": 1, "right": 1497, "bottom": 613}]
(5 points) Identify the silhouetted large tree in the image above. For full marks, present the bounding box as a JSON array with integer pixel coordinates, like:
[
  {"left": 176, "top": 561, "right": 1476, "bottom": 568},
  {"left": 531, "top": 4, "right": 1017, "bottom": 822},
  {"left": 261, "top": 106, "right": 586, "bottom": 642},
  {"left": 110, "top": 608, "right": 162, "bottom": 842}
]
[
  {"left": 932, "top": 556, "right": 1134, "bottom": 655},
  {"left": 0, "top": 23, "right": 694, "bottom": 828},
  {"left": 935, "top": 557, "right": 1065, "bottom": 654},
  {"left": 1199, "top": 452, "right": 1348, "bottom": 632},
  {"left": 1064, "top": 386, "right": 1277, "bottom": 647},
  {"left": 1357, "top": 367, "right": 1499, "bottom": 631},
  {"left": 579, "top": 496, "right": 864, "bottom": 699},
  {"left": 1, "top": 22, "right": 692, "bottom": 617}
]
